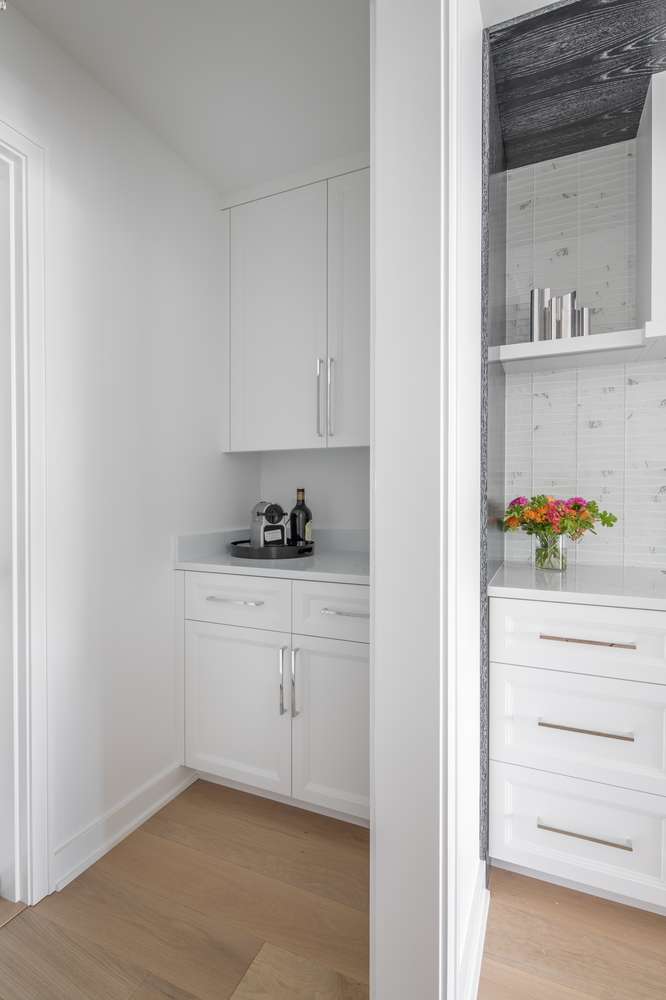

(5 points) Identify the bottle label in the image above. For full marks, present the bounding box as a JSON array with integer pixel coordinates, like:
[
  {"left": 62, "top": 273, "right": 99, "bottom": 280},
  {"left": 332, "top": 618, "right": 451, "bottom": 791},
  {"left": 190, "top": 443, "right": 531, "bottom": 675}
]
[{"left": 305, "top": 521, "right": 313, "bottom": 543}]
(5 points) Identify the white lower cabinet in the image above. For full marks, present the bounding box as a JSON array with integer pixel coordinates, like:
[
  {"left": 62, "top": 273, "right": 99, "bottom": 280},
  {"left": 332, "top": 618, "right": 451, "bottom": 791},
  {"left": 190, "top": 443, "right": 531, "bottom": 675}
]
[
  {"left": 185, "top": 621, "right": 292, "bottom": 795},
  {"left": 291, "top": 635, "right": 370, "bottom": 820},
  {"left": 490, "top": 595, "right": 666, "bottom": 911},
  {"left": 183, "top": 577, "right": 370, "bottom": 822},
  {"left": 490, "top": 761, "right": 666, "bottom": 911}
]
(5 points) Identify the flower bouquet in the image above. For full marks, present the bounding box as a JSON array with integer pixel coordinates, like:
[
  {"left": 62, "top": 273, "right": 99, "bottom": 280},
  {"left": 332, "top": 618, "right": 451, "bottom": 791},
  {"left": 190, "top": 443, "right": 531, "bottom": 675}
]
[{"left": 503, "top": 495, "right": 617, "bottom": 571}]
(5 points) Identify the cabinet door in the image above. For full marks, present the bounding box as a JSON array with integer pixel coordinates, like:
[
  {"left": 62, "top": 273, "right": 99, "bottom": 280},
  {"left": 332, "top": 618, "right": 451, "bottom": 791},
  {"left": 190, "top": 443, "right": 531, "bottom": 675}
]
[
  {"left": 327, "top": 169, "right": 370, "bottom": 448},
  {"left": 291, "top": 634, "right": 369, "bottom": 819},
  {"left": 230, "top": 182, "right": 327, "bottom": 452},
  {"left": 185, "top": 621, "right": 292, "bottom": 795}
]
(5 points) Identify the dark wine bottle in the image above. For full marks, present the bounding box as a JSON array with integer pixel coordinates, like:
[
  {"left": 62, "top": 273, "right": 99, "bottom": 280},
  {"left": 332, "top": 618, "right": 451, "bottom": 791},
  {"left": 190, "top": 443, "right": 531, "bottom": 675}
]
[{"left": 289, "top": 488, "right": 313, "bottom": 545}]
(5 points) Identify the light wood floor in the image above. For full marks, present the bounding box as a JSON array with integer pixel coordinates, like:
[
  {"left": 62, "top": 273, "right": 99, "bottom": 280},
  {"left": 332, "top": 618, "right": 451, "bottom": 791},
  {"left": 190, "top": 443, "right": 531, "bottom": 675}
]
[
  {"left": 479, "top": 867, "right": 666, "bottom": 1000},
  {"left": 3, "top": 784, "right": 666, "bottom": 998},
  {"left": 0, "top": 780, "right": 369, "bottom": 999}
]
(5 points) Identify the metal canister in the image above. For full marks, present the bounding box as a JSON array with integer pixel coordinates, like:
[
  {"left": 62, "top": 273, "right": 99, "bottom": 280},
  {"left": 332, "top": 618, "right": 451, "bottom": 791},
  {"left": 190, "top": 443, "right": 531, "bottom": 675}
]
[
  {"left": 559, "top": 291, "right": 576, "bottom": 339},
  {"left": 530, "top": 287, "right": 551, "bottom": 341}
]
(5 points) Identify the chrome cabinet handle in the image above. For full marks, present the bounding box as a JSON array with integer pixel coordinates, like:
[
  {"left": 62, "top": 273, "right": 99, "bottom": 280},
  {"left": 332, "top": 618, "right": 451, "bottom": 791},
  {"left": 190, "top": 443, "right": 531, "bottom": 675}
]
[
  {"left": 539, "top": 633, "right": 636, "bottom": 651},
  {"left": 290, "top": 648, "right": 298, "bottom": 718},
  {"left": 206, "top": 596, "right": 264, "bottom": 608},
  {"left": 537, "top": 820, "right": 633, "bottom": 853},
  {"left": 278, "top": 647, "right": 287, "bottom": 716},
  {"left": 327, "top": 357, "right": 335, "bottom": 436},
  {"left": 538, "top": 720, "right": 635, "bottom": 743},
  {"left": 320, "top": 607, "right": 369, "bottom": 620},
  {"left": 316, "top": 358, "right": 324, "bottom": 437}
]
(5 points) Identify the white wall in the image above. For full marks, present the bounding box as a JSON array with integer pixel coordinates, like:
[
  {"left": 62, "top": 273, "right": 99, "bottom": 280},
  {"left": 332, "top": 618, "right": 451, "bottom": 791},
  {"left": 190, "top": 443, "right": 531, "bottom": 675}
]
[
  {"left": 0, "top": 6, "right": 259, "bottom": 890},
  {"left": 373, "top": 0, "right": 444, "bottom": 996},
  {"left": 505, "top": 359, "right": 666, "bottom": 569},
  {"left": 258, "top": 448, "right": 369, "bottom": 529},
  {"left": 0, "top": 160, "right": 13, "bottom": 899},
  {"left": 506, "top": 140, "right": 637, "bottom": 344}
]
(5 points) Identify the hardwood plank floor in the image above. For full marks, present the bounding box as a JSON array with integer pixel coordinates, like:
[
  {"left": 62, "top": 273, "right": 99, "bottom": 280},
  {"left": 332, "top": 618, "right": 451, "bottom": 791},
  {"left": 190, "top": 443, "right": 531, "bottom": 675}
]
[
  {"left": 479, "top": 868, "right": 666, "bottom": 1000},
  {"left": 0, "top": 900, "right": 24, "bottom": 930},
  {"left": 2, "top": 782, "right": 664, "bottom": 998},
  {"left": 0, "top": 781, "right": 369, "bottom": 999}
]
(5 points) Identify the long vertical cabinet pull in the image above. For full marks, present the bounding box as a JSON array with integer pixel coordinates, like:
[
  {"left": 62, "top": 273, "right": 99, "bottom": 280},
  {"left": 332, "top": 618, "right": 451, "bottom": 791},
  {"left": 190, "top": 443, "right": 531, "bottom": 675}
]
[
  {"left": 278, "top": 647, "right": 287, "bottom": 716},
  {"left": 291, "top": 648, "right": 299, "bottom": 718},
  {"left": 316, "top": 359, "right": 324, "bottom": 438},
  {"left": 327, "top": 357, "right": 335, "bottom": 437}
]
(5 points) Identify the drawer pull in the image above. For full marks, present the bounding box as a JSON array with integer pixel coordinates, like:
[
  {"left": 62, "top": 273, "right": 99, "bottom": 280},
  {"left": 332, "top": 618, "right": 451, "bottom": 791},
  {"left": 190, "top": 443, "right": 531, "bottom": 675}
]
[
  {"left": 206, "top": 596, "right": 265, "bottom": 608},
  {"left": 539, "top": 633, "right": 636, "bottom": 651},
  {"left": 538, "top": 720, "right": 635, "bottom": 743},
  {"left": 291, "top": 648, "right": 298, "bottom": 718},
  {"left": 320, "top": 608, "right": 370, "bottom": 620},
  {"left": 537, "top": 820, "right": 633, "bottom": 853},
  {"left": 278, "top": 647, "right": 287, "bottom": 716}
]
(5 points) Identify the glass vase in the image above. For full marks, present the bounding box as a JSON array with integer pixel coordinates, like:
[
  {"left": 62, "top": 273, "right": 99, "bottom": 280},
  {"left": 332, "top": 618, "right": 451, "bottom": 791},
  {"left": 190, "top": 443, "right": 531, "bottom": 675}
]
[{"left": 534, "top": 534, "right": 567, "bottom": 572}]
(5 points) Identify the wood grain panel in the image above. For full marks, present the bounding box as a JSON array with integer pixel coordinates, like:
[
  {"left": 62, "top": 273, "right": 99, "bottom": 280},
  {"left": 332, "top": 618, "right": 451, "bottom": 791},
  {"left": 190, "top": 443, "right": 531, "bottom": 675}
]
[
  {"left": 489, "top": 0, "right": 666, "bottom": 167},
  {"left": 230, "top": 943, "right": 368, "bottom": 999},
  {"left": 95, "top": 830, "right": 369, "bottom": 985}
]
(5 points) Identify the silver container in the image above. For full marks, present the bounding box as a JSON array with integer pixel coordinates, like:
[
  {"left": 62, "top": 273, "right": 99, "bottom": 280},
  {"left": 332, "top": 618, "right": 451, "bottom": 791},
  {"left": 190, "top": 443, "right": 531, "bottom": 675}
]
[
  {"left": 530, "top": 287, "right": 551, "bottom": 342},
  {"left": 559, "top": 291, "right": 576, "bottom": 339},
  {"left": 577, "top": 306, "right": 591, "bottom": 337}
]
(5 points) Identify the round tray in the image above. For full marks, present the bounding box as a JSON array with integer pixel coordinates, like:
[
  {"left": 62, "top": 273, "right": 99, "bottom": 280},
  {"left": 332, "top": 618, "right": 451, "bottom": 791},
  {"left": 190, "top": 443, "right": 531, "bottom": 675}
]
[{"left": 230, "top": 540, "right": 314, "bottom": 560}]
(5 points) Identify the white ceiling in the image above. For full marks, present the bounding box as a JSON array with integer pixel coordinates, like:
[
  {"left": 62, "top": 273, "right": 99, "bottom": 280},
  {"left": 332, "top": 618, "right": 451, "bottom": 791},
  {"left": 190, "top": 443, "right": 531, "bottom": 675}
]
[
  {"left": 12, "top": 0, "right": 370, "bottom": 199},
  {"left": 480, "top": 0, "right": 552, "bottom": 27}
]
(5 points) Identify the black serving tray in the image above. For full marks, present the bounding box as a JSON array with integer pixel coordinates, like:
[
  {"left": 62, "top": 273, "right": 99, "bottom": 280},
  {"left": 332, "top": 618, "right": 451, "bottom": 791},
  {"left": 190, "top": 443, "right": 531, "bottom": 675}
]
[{"left": 230, "top": 540, "right": 314, "bottom": 560}]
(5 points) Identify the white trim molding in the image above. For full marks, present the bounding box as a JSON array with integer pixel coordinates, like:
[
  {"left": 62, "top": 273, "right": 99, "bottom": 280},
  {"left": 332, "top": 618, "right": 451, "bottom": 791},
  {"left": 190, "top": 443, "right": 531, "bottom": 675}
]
[
  {"left": 0, "top": 118, "right": 48, "bottom": 906},
  {"left": 52, "top": 764, "right": 196, "bottom": 892},
  {"left": 459, "top": 867, "right": 490, "bottom": 1000}
]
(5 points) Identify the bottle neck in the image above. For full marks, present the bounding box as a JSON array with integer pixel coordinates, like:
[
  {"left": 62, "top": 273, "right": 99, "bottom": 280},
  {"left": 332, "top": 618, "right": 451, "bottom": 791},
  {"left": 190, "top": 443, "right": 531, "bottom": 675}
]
[{"left": 296, "top": 490, "right": 305, "bottom": 504}]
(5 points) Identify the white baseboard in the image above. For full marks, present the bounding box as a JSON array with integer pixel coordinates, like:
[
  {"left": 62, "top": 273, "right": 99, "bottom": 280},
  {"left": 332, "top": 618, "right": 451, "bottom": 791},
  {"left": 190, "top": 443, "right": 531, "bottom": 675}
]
[
  {"left": 196, "top": 771, "right": 370, "bottom": 829},
  {"left": 491, "top": 859, "right": 666, "bottom": 917},
  {"left": 52, "top": 764, "right": 197, "bottom": 891},
  {"left": 459, "top": 864, "right": 490, "bottom": 1000}
]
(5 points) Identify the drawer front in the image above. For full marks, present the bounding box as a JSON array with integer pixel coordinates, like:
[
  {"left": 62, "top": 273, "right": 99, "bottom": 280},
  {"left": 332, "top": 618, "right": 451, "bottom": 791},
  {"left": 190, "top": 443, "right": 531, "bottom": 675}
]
[
  {"left": 185, "top": 572, "right": 291, "bottom": 632},
  {"left": 490, "top": 597, "right": 666, "bottom": 684},
  {"left": 490, "top": 761, "right": 666, "bottom": 910},
  {"left": 491, "top": 662, "right": 666, "bottom": 796},
  {"left": 293, "top": 581, "right": 370, "bottom": 643}
]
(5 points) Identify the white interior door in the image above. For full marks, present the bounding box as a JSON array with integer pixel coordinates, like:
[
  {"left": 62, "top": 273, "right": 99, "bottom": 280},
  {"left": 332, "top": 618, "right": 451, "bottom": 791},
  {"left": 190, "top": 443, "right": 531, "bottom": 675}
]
[
  {"left": 327, "top": 169, "right": 370, "bottom": 448},
  {"left": 291, "top": 634, "right": 369, "bottom": 819},
  {"left": 230, "top": 182, "right": 327, "bottom": 452},
  {"left": 185, "top": 621, "right": 292, "bottom": 795},
  {"left": 0, "top": 160, "right": 14, "bottom": 902}
]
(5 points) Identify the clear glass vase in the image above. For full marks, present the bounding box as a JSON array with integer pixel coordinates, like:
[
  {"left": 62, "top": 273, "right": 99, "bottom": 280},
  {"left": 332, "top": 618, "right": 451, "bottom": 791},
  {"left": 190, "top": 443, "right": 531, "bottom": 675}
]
[{"left": 534, "top": 534, "right": 567, "bottom": 572}]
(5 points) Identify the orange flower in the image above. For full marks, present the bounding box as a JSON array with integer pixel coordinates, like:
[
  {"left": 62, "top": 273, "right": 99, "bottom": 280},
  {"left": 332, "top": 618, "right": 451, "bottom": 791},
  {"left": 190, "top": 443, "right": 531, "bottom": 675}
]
[{"left": 506, "top": 516, "right": 520, "bottom": 529}]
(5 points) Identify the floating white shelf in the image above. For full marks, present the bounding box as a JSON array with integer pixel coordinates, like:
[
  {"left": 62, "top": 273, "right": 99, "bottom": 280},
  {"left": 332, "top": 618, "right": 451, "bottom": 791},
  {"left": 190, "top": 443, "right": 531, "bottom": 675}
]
[{"left": 489, "top": 327, "right": 666, "bottom": 374}]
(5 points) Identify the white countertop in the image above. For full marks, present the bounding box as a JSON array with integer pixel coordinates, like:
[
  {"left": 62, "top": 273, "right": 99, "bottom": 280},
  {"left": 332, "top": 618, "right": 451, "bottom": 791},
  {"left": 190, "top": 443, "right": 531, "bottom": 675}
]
[
  {"left": 489, "top": 561, "right": 666, "bottom": 612},
  {"left": 175, "top": 529, "right": 370, "bottom": 586}
]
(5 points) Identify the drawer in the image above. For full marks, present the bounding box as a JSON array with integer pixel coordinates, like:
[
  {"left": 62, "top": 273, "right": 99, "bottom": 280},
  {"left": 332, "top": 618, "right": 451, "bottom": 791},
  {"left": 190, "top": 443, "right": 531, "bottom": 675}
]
[
  {"left": 490, "top": 597, "right": 666, "bottom": 684},
  {"left": 293, "top": 581, "right": 370, "bottom": 643},
  {"left": 491, "top": 662, "right": 666, "bottom": 796},
  {"left": 490, "top": 761, "right": 666, "bottom": 910},
  {"left": 185, "top": 572, "right": 291, "bottom": 632}
]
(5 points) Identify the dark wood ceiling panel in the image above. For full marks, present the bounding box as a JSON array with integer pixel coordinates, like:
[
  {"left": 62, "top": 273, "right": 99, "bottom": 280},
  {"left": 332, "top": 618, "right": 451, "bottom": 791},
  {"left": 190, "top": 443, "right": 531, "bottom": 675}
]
[{"left": 489, "top": 0, "right": 666, "bottom": 168}]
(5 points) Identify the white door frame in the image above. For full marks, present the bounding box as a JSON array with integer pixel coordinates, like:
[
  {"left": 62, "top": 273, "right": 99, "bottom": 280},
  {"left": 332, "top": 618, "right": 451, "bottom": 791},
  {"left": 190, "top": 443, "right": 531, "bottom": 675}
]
[
  {"left": 371, "top": 1, "right": 484, "bottom": 998},
  {"left": 0, "top": 119, "right": 48, "bottom": 906}
]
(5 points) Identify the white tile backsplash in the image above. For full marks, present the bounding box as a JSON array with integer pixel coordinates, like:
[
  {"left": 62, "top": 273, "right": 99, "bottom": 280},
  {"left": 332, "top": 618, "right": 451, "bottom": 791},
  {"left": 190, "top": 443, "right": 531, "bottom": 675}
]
[
  {"left": 506, "top": 140, "right": 637, "bottom": 343},
  {"left": 505, "top": 360, "right": 666, "bottom": 569}
]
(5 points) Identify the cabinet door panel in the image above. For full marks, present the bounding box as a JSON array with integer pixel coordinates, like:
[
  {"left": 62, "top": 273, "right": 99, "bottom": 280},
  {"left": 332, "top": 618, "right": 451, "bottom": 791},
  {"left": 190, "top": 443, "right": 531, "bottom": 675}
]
[
  {"left": 230, "top": 182, "right": 327, "bottom": 452},
  {"left": 185, "top": 621, "right": 291, "bottom": 794},
  {"left": 291, "top": 635, "right": 369, "bottom": 819},
  {"left": 327, "top": 170, "right": 370, "bottom": 448}
]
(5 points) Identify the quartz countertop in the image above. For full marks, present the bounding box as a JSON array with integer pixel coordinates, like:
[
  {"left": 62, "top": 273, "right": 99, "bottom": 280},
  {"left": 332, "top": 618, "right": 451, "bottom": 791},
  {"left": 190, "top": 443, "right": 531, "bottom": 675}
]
[
  {"left": 489, "top": 561, "right": 666, "bottom": 613},
  {"left": 175, "top": 529, "right": 370, "bottom": 586}
]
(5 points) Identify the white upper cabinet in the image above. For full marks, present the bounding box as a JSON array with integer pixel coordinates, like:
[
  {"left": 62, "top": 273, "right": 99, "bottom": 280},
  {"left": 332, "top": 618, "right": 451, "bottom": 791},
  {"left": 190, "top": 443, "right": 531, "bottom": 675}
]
[
  {"left": 227, "top": 170, "right": 369, "bottom": 452},
  {"left": 327, "top": 169, "right": 370, "bottom": 448},
  {"left": 230, "top": 182, "right": 328, "bottom": 452}
]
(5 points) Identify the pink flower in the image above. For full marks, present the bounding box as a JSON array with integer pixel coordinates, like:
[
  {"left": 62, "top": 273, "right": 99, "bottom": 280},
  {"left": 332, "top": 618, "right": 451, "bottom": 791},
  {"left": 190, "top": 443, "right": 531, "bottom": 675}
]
[
  {"left": 568, "top": 496, "right": 587, "bottom": 506},
  {"left": 510, "top": 496, "right": 528, "bottom": 507}
]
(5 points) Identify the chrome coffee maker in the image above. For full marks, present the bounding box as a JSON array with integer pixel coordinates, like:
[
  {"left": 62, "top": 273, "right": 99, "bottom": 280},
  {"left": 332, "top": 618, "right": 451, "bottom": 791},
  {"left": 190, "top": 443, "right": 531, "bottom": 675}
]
[{"left": 249, "top": 500, "right": 289, "bottom": 548}]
